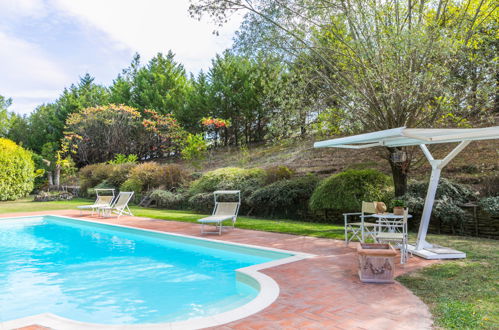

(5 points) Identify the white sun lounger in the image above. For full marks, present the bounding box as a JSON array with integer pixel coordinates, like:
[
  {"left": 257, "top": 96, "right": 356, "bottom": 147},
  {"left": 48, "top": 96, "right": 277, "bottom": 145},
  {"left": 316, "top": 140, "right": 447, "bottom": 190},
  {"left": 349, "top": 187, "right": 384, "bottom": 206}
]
[
  {"left": 98, "top": 191, "right": 134, "bottom": 219},
  {"left": 77, "top": 189, "right": 115, "bottom": 216},
  {"left": 198, "top": 190, "right": 241, "bottom": 235}
]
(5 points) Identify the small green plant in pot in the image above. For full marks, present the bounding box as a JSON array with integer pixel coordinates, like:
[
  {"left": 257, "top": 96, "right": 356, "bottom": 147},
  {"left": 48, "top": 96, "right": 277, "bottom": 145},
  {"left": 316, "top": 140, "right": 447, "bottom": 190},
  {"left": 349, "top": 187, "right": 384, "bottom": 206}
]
[{"left": 392, "top": 199, "right": 406, "bottom": 215}]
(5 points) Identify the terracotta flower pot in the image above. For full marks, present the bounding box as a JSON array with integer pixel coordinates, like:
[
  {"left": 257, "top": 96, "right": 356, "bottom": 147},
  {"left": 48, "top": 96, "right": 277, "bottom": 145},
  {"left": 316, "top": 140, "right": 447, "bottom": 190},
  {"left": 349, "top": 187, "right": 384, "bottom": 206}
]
[
  {"left": 357, "top": 243, "right": 397, "bottom": 283},
  {"left": 393, "top": 206, "right": 404, "bottom": 215}
]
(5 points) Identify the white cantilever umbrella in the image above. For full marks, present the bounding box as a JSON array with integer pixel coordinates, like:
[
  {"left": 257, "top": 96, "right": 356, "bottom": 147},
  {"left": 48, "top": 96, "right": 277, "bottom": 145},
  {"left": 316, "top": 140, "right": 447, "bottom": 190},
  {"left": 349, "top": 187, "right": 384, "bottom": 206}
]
[{"left": 314, "top": 126, "right": 499, "bottom": 260}]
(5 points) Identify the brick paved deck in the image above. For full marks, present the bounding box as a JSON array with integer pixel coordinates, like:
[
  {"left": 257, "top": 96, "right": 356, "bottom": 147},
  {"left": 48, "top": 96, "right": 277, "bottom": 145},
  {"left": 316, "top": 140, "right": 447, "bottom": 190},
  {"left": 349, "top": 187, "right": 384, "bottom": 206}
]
[{"left": 3, "top": 210, "right": 439, "bottom": 330}]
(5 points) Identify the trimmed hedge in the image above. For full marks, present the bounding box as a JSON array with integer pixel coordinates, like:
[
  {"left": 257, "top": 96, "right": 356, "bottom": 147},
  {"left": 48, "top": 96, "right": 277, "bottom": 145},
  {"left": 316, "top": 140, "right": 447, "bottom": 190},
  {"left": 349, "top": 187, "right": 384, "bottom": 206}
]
[
  {"left": 149, "top": 190, "right": 187, "bottom": 209},
  {"left": 0, "top": 138, "right": 35, "bottom": 200},
  {"left": 248, "top": 174, "right": 319, "bottom": 218},
  {"left": 189, "top": 167, "right": 266, "bottom": 195},
  {"left": 309, "top": 169, "right": 393, "bottom": 213},
  {"left": 264, "top": 165, "right": 294, "bottom": 184}
]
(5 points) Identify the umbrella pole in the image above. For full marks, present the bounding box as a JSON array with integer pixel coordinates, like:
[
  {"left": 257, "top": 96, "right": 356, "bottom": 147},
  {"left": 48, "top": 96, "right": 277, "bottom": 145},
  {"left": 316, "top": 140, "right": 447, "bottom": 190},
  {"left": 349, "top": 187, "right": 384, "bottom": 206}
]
[{"left": 413, "top": 141, "right": 471, "bottom": 257}]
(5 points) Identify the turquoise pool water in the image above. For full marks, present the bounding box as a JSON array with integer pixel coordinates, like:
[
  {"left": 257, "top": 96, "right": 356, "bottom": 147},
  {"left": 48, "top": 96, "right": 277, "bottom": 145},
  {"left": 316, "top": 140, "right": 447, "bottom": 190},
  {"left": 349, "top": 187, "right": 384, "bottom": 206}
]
[{"left": 0, "top": 216, "right": 291, "bottom": 324}]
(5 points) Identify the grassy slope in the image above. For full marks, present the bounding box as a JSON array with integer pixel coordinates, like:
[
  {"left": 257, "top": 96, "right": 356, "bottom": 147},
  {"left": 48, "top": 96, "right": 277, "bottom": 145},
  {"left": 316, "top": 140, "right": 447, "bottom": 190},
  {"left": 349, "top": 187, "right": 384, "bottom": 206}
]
[{"left": 0, "top": 198, "right": 497, "bottom": 329}]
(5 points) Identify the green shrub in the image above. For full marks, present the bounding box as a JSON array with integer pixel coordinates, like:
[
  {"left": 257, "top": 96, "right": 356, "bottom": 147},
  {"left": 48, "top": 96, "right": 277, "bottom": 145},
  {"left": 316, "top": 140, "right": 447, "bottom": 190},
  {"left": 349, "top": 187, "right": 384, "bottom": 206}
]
[
  {"left": 162, "top": 164, "right": 189, "bottom": 190},
  {"left": 107, "top": 153, "right": 138, "bottom": 165},
  {"left": 181, "top": 133, "right": 208, "bottom": 168},
  {"left": 79, "top": 163, "right": 111, "bottom": 193},
  {"left": 188, "top": 192, "right": 215, "bottom": 212},
  {"left": 0, "top": 138, "right": 35, "bottom": 200},
  {"left": 249, "top": 174, "right": 319, "bottom": 218},
  {"left": 120, "top": 178, "right": 142, "bottom": 193},
  {"left": 264, "top": 165, "right": 294, "bottom": 184},
  {"left": 30, "top": 152, "right": 48, "bottom": 191},
  {"left": 434, "top": 197, "right": 468, "bottom": 225},
  {"left": 479, "top": 196, "right": 499, "bottom": 216},
  {"left": 128, "top": 162, "right": 164, "bottom": 191},
  {"left": 149, "top": 190, "right": 187, "bottom": 209},
  {"left": 189, "top": 167, "right": 266, "bottom": 195},
  {"left": 309, "top": 169, "right": 393, "bottom": 213},
  {"left": 406, "top": 178, "right": 476, "bottom": 204},
  {"left": 402, "top": 179, "right": 477, "bottom": 232},
  {"left": 107, "top": 163, "right": 136, "bottom": 188},
  {"left": 128, "top": 162, "right": 189, "bottom": 192}
]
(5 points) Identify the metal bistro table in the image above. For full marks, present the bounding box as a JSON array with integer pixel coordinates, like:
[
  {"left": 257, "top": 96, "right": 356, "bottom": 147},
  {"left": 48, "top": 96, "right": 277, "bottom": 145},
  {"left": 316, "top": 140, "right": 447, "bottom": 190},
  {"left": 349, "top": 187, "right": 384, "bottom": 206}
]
[{"left": 371, "top": 213, "right": 412, "bottom": 234}]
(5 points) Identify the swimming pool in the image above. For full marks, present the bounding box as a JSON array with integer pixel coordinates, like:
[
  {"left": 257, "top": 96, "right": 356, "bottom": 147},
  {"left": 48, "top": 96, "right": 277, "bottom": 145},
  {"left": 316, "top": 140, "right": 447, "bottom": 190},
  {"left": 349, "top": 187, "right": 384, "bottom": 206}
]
[{"left": 0, "top": 215, "right": 310, "bottom": 328}]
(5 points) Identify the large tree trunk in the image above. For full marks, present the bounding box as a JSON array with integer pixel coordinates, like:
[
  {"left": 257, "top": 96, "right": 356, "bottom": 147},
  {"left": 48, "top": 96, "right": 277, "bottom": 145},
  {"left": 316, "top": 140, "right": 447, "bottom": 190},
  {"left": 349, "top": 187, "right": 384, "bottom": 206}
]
[
  {"left": 387, "top": 148, "right": 411, "bottom": 197},
  {"left": 54, "top": 164, "right": 61, "bottom": 187},
  {"left": 47, "top": 171, "right": 54, "bottom": 186}
]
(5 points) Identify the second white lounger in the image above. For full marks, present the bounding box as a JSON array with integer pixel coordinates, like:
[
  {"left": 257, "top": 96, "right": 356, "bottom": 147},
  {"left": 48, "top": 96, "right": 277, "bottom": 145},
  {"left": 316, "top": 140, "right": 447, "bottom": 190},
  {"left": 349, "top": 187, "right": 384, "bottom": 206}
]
[{"left": 198, "top": 190, "right": 241, "bottom": 235}]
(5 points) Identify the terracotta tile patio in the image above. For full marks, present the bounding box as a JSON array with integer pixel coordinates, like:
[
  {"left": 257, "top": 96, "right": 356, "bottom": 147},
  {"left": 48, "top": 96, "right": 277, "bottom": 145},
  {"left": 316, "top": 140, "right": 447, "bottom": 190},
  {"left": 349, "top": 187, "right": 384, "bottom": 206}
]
[{"left": 3, "top": 210, "right": 439, "bottom": 330}]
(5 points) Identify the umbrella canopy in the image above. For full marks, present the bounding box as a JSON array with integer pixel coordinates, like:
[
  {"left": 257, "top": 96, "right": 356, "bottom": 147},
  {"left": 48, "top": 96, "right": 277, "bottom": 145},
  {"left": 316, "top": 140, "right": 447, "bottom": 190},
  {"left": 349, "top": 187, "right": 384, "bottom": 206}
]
[{"left": 314, "top": 126, "right": 499, "bottom": 148}]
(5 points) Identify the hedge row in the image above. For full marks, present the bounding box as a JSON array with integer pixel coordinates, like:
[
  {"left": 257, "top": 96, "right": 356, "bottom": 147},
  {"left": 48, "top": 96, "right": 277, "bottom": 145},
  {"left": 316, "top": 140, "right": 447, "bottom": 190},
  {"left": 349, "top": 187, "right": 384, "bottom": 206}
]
[{"left": 80, "top": 161, "right": 496, "bottom": 226}]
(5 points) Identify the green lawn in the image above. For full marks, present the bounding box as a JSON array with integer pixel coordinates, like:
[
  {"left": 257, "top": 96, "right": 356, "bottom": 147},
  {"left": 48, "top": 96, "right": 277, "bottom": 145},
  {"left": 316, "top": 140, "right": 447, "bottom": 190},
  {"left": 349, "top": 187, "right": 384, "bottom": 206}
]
[
  {"left": 0, "top": 197, "right": 497, "bottom": 329},
  {"left": 0, "top": 197, "right": 345, "bottom": 239},
  {"left": 399, "top": 234, "right": 498, "bottom": 329}
]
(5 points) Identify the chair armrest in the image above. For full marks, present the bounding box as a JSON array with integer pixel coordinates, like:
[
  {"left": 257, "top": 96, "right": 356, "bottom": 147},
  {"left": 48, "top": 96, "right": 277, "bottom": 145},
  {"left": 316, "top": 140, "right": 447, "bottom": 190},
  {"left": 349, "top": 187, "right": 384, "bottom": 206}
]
[{"left": 343, "top": 212, "right": 362, "bottom": 216}]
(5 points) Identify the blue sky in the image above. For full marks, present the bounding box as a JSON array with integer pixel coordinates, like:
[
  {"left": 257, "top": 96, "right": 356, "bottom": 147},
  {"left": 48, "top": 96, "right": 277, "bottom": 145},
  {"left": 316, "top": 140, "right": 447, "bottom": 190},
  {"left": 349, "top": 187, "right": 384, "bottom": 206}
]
[{"left": 0, "top": 0, "right": 241, "bottom": 114}]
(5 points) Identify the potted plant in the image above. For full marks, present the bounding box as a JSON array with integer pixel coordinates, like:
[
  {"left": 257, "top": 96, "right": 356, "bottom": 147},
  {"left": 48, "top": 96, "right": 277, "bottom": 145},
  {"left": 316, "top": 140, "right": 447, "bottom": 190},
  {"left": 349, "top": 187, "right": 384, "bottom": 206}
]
[{"left": 392, "top": 199, "right": 405, "bottom": 215}]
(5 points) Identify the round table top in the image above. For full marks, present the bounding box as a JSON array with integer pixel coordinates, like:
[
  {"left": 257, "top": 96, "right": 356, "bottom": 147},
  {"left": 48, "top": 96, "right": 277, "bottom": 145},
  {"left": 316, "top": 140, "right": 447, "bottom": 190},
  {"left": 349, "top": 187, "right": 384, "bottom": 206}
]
[{"left": 371, "top": 213, "right": 413, "bottom": 219}]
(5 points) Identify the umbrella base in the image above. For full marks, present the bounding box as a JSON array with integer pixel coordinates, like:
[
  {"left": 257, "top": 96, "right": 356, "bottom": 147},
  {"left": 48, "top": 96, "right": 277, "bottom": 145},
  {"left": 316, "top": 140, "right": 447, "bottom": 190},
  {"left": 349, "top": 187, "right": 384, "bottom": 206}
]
[{"left": 408, "top": 244, "right": 466, "bottom": 259}]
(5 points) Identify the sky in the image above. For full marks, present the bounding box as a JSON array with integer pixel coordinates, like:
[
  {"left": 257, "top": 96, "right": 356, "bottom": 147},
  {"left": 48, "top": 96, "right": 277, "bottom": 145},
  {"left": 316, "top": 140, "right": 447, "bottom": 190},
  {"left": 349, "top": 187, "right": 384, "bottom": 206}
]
[{"left": 0, "top": 0, "right": 242, "bottom": 114}]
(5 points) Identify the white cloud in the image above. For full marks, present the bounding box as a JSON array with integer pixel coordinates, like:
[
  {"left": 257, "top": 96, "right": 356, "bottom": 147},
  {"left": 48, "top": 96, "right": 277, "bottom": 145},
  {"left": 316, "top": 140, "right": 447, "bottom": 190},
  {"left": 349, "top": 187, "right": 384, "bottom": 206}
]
[
  {"left": 51, "top": 0, "right": 242, "bottom": 73},
  {"left": 0, "top": 31, "right": 70, "bottom": 113},
  {"left": 0, "top": 1, "right": 242, "bottom": 114},
  {"left": 0, "top": 0, "right": 48, "bottom": 19}
]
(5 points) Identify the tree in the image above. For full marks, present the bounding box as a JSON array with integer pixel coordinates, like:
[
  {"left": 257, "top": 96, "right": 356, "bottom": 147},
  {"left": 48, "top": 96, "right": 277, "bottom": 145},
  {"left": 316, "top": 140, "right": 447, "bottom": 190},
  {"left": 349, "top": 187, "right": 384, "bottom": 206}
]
[
  {"left": 182, "top": 71, "right": 213, "bottom": 132},
  {"left": 208, "top": 51, "right": 284, "bottom": 145},
  {"left": 18, "top": 75, "right": 110, "bottom": 153},
  {"left": 110, "top": 52, "right": 190, "bottom": 120},
  {"left": 0, "top": 95, "right": 12, "bottom": 137},
  {"left": 7, "top": 113, "right": 30, "bottom": 147},
  {"left": 190, "top": 0, "right": 497, "bottom": 195},
  {"left": 63, "top": 104, "right": 186, "bottom": 165}
]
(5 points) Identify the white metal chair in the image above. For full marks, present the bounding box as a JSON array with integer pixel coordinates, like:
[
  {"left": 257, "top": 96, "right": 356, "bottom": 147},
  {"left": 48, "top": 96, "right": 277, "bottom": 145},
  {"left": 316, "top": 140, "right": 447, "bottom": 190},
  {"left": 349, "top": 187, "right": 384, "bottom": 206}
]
[
  {"left": 343, "top": 201, "right": 379, "bottom": 246},
  {"left": 77, "top": 188, "right": 115, "bottom": 216},
  {"left": 198, "top": 190, "right": 241, "bottom": 235},
  {"left": 376, "top": 208, "right": 409, "bottom": 264},
  {"left": 98, "top": 191, "right": 134, "bottom": 219}
]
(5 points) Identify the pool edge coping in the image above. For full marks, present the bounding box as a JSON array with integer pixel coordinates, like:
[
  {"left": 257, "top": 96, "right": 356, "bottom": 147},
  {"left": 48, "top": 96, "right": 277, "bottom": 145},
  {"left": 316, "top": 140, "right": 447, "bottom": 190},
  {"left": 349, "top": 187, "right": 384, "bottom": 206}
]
[{"left": 0, "top": 214, "right": 315, "bottom": 330}]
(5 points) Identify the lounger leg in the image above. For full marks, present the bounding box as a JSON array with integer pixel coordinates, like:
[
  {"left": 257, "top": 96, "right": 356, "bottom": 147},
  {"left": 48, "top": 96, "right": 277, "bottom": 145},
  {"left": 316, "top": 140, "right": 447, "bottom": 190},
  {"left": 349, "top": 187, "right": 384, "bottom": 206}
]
[{"left": 219, "top": 222, "right": 222, "bottom": 235}]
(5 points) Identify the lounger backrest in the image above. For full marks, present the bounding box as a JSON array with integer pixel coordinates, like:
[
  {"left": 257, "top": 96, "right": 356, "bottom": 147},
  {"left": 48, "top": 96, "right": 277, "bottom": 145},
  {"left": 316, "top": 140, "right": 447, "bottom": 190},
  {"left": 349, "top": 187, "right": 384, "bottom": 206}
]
[
  {"left": 113, "top": 192, "right": 134, "bottom": 209},
  {"left": 93, "top": 196, "right": 104, "bottom": 205},
  {"left": 214, "top": 202, "right": 239, "bottom": 217},
  {"left": 99, "top": 195, "right": 114, "bottom": 205}
]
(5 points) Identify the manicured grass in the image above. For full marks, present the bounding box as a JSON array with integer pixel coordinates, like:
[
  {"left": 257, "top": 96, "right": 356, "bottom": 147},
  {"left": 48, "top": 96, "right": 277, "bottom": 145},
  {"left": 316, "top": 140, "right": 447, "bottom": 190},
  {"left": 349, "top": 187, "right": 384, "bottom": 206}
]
[
  {"left": 0, "top": 197, "right": 345, "bottom": 240},
  {"left": 398, "top": 234, "right": 498, "bottom": 329},
  {"left": 0, "top": 197, "right": 89, "bottom": 213},
  {"left": 132, "top": 207, "right": 345, "bottom": 239},
  {"left": 1, "top": 197, "right": 497, "bottom": 329}
]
